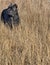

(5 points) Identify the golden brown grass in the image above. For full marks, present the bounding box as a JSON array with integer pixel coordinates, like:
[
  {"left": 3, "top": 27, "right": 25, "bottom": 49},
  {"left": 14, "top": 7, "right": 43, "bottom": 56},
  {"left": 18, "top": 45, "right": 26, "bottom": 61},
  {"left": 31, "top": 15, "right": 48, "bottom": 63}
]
[{"left": 0, "top": 0, "right": 50, "bottom": 65}]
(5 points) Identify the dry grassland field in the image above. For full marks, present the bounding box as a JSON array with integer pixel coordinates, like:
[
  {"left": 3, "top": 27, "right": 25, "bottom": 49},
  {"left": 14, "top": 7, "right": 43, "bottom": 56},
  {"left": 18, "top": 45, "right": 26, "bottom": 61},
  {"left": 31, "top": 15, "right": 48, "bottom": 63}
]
[{"left": 0, "top": 0, "right": 50, "bottom": 65}]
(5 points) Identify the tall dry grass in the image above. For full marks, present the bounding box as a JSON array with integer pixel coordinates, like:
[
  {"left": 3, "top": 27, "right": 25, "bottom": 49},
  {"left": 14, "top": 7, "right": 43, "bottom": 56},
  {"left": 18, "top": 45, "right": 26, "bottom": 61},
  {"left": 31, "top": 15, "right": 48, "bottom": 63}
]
[{"left": 0, "top": 0, "right": 50, "bottom": 65}]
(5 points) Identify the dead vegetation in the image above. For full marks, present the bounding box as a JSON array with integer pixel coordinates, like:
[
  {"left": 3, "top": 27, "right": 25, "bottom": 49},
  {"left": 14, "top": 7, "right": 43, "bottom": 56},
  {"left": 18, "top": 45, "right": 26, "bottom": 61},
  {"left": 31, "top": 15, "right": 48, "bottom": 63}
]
[{"left": 0, "top": 0, "right": 50, "bottom": 65}]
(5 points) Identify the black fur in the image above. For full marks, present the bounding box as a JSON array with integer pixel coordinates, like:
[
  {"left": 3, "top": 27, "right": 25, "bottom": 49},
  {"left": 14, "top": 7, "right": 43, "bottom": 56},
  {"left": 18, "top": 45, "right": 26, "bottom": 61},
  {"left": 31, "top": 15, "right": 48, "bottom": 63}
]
[{"left": 1, "top": 3, "right": 20, "bottom": 29}]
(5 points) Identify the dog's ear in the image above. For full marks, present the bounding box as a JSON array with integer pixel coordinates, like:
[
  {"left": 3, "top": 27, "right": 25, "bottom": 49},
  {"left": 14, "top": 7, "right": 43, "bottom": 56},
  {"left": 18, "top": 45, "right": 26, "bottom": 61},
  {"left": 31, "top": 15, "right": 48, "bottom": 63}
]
[
  {"left": 16, "top": 5, "right": 18, "bottom": 8},
  {"left": 16, "top": 4, "right": 18, "bottom": 8},
  {"left": 8, "top": 3, "right": 13, "bottom": 8},
  {"left": 13, "top": 4, "right": 18, "bottom": 8}
]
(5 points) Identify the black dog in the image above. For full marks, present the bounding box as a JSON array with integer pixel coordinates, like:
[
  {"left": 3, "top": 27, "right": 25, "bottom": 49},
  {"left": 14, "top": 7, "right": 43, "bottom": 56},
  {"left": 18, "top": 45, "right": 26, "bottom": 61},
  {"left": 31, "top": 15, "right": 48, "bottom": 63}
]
[{"left": 1, "top": 3, "right": 20, "bottom": 29}]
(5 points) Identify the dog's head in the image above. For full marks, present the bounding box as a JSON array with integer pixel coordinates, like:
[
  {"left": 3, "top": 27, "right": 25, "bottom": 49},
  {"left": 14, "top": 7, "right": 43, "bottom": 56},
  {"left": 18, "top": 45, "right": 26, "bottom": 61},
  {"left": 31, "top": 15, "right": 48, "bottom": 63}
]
[{"left": 7, "top": 3, "right": 18, "bottom": 17}]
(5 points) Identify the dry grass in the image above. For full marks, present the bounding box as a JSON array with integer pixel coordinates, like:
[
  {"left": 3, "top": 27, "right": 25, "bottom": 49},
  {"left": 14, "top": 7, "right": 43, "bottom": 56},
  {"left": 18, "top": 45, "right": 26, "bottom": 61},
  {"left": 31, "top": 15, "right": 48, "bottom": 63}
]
[{"left": 0, "top": 0, "right": 50, "bottom": 65}]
